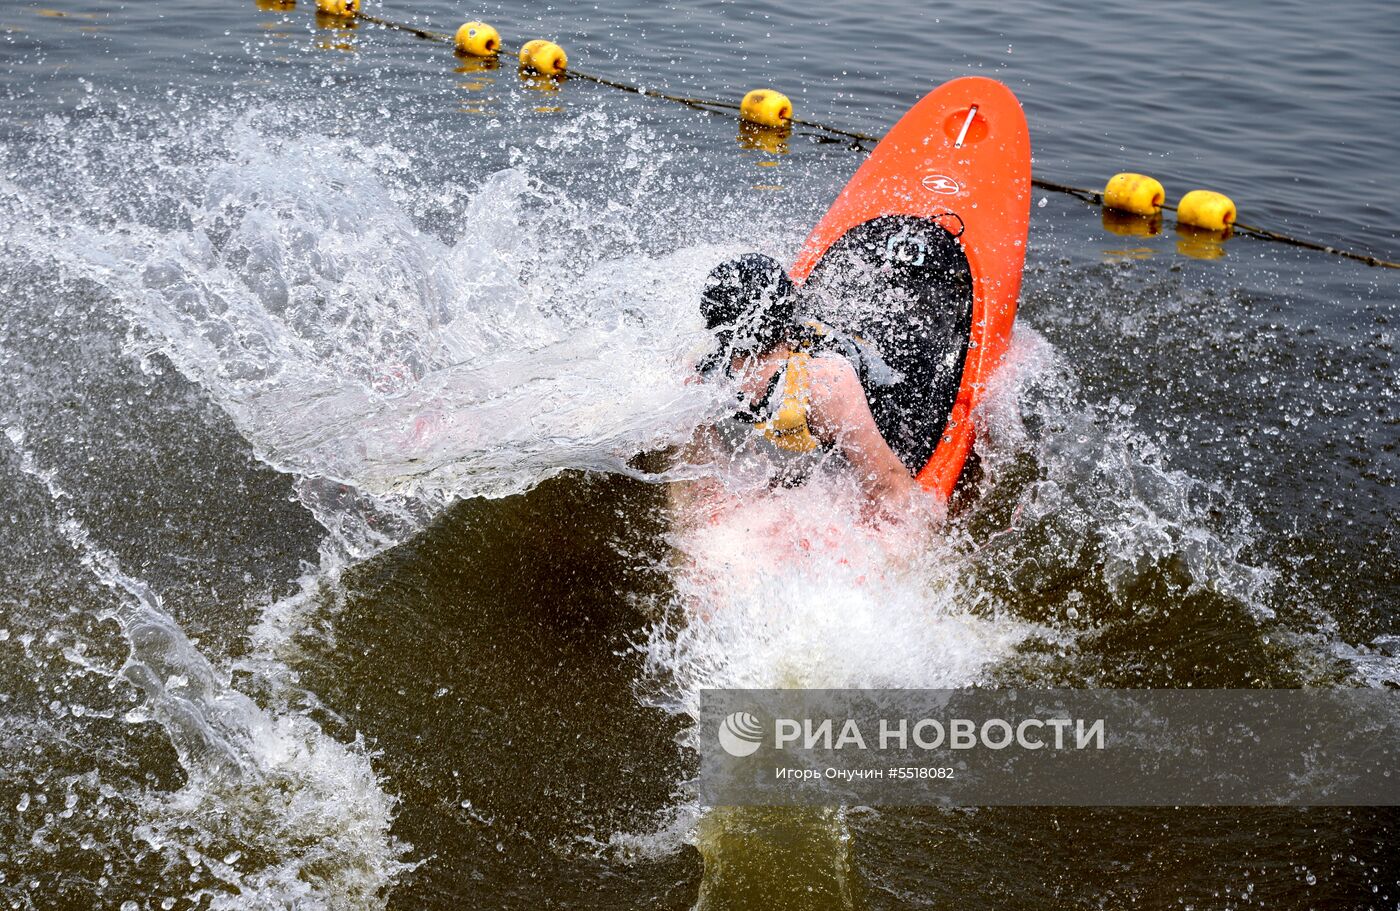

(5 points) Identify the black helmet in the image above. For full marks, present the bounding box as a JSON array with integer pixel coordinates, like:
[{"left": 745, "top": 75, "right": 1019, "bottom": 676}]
[{"left": 698, "top": 253, "right": 798, "bottom": 372}]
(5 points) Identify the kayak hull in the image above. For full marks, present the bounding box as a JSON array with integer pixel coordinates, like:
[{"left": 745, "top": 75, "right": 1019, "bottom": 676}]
[{"left": 791, "top": 77, "right": 1031, "bottom": 499}]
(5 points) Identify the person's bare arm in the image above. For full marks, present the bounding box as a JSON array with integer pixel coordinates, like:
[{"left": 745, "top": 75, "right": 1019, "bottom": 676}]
[
  {"left": 667, "top": 422, "right": 728, "bottom": 526},
  {"left": 805, "top": 355, "right": 928, "bottom": 513}
]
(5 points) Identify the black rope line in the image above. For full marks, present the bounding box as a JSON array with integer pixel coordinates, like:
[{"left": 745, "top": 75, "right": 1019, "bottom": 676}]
[{"left": 325, "top": 8, "right": 1399, "bottom": 270}]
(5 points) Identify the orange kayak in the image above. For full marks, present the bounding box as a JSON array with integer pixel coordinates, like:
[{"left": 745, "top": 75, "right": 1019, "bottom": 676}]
[{"left": 791, "top": 77, "right": 1031, "bottom": 500}]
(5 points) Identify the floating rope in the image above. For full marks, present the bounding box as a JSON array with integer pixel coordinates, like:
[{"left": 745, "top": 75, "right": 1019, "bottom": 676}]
[{"left": 322, "top": 10, "right": 1398, "bottom": 270}]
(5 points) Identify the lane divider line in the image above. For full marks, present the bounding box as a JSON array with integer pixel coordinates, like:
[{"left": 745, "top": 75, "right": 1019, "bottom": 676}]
[{"left": 303, "top": 8, "right": 1399, "bottom": 270}]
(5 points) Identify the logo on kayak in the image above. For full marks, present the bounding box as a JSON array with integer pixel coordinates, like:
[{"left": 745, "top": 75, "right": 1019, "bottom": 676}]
[
  {"left": 718, "top": 711, "right": 764, "bottom": 757},
  {"left": 921, "top": 173, "right": 961, "bottom": 195}
]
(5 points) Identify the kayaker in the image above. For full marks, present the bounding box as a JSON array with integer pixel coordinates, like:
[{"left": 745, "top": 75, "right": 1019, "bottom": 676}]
[{"left": 687, "top": 253, "right": 931, "bottom": 518}]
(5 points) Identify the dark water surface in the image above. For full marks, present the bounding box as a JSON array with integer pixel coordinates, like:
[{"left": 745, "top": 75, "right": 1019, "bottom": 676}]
[{"left": 1, "top": 0, "right": 1397, "bottom": 908}]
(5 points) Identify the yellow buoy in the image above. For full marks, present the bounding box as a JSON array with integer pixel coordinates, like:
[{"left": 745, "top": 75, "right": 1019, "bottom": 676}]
[
  {"left": 1102, "top": 172, "right": 1165, "bottom": 216},
  {"left": 740, "top": 89, "right": 792, "bottom": 129},
  {"left": 315, "top": 0, "right": 358, "bottom": 15},
  {"left": 454, "top": 21, "right": 499, "bottom": 57},
  {"left": 519, "top": 39, "right": 567, "bottom": 76},
  {"left": 1177, "top": 189, "right": 1236, "bottom": 232}
]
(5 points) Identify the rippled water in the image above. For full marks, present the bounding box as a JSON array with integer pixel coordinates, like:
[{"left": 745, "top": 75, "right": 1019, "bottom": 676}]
[{"left": 1, "top": 0, "right": 1396, "bottom": 908}]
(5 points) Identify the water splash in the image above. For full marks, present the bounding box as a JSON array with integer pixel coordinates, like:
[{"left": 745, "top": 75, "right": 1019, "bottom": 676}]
[
  {"left": 647, "top": 477, "right": 1033, "bottom": 704},
  {"left": 2, "top": 425, "right": 413, "bottom": 909},
  {"left": 1, "top": 92, "right": 780, "bottom": 906},
  {"left": 72, "top": 133, "right": 719, "bottom": 509},
  {"left": 971, "top": 327, "right": 1278, "bottom": 617},
  {"left": 618, "top": 470, "right": 1039, "bottom": 872}
]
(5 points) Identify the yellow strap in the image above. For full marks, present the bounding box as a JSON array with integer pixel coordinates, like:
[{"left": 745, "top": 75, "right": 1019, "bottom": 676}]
[{"left": 756, "top": 353, "right": 819, "bottom": 453}]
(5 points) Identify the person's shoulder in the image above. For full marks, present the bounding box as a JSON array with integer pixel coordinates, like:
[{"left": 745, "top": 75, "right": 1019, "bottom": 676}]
[
  {"left": 802, "top": 351, "right": 862, "bottom": 393},
  {"left": 803, "top": 349, "right": 856, "bottom": 373}
]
